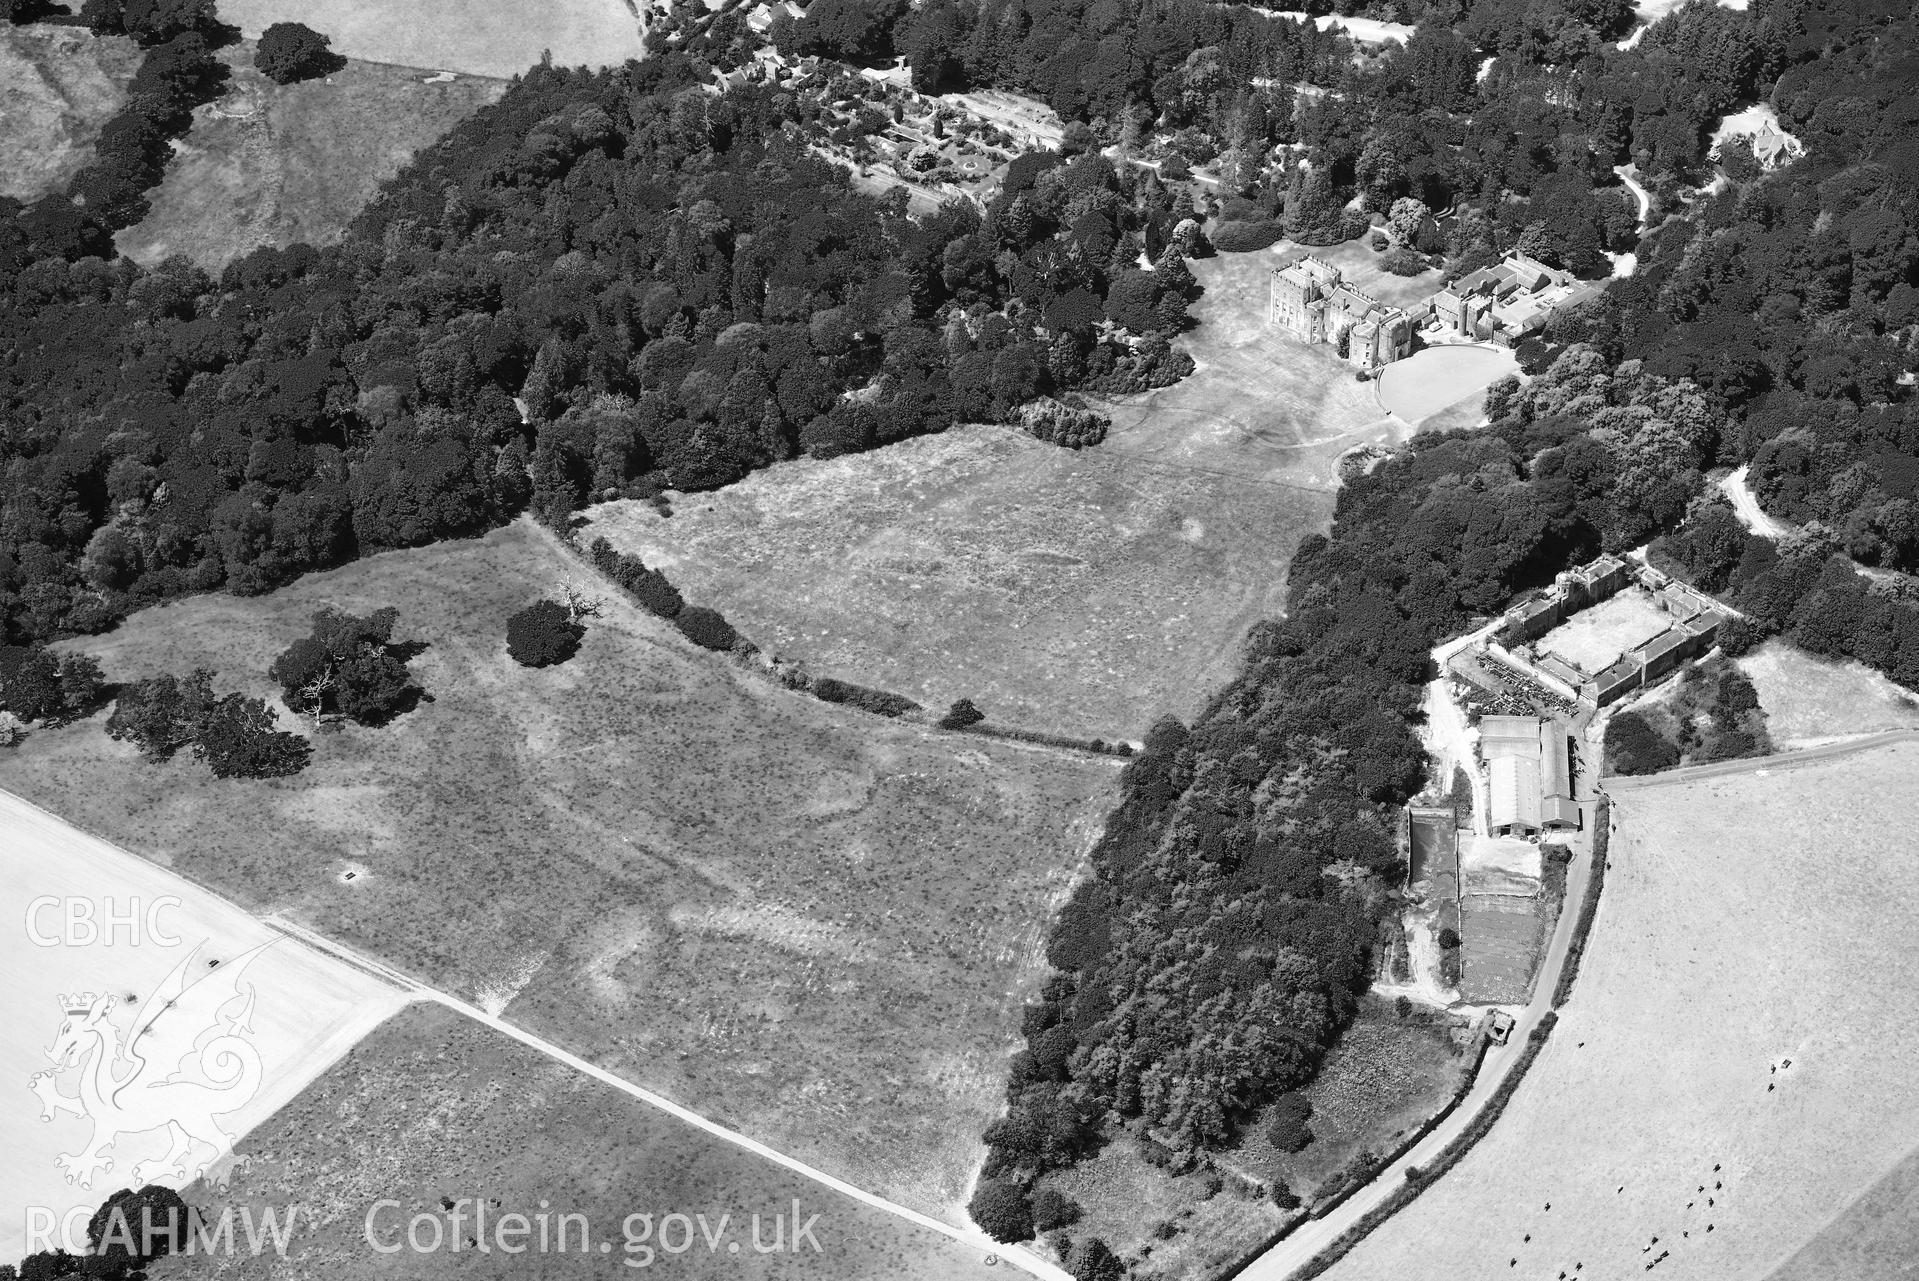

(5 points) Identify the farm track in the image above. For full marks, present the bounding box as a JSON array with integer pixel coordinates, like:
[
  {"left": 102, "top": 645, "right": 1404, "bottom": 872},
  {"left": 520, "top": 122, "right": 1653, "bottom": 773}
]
[{"left": 0, "top": 783, "right": 1062, "bottom": 1279}]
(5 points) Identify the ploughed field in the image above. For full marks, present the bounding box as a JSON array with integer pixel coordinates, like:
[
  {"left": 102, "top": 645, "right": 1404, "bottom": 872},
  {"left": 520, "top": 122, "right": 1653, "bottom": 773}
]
[
  {"left": 1322, "top": 740, "right": 1919, "bottom": 1281},
  {"left": 586, "top": 251, "right": 1396, "bottom": 744},
  {"left": 2, "top": 519, "right": 1118, "bottom": 1225}
]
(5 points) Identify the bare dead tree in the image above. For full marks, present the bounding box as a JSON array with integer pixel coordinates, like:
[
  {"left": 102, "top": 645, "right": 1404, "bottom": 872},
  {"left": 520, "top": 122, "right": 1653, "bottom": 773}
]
[{"left": 562, "top": 579, "right": 606, "bottom": 625}]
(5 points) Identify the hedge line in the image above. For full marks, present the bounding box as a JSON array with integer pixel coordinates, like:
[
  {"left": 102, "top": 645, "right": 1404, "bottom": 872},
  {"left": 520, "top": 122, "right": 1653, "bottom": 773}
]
[
  {"left": 1551, "top": 794, "right": 1611, "bottom": 1009},
  {"left": 952, "top": 719, "right": 1135, "bottom": 758},
  {"left": 1289, "top": 1011, "right": 1560, "bottom": 1281}
]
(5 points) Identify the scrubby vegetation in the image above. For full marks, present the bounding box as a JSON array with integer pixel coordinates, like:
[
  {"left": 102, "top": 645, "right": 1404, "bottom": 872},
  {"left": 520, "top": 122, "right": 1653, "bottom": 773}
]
[{"left": 1604, "top": 658, "right": 1771, "bottom": 775}]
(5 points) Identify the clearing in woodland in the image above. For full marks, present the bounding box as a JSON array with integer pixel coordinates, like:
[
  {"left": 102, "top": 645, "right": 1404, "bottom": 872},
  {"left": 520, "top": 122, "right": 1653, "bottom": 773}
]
[
  {"left": 191, "top": 1002, "right": 1000, "bottom": 1279},
  {"left": 1736, "top": 640, "right": 1919, "bottom": 748},
  {"left": 0, "top": 25, "right": 143, "bottom": 201},
  {"left": 1321, "top": 740, "right": 1919, "bottom": 1281},
  {"left": 585, "top": 250, "right": 1392, "bottom": 743},
  {"left": 212, "top": 0, "right": 644, "bottom": 78},
  {"left": 116, "top": 46, "right": 505, "bottom": 268},
  {"left": 2, "top": 519, "right": 1117, "bottom": 1225}
]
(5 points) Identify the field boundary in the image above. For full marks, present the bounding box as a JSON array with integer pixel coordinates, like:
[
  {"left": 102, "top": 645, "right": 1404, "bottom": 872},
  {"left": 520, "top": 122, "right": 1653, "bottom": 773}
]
[
  {"left": 1550, "top": 795, "right": 1609, "bottom": 1009},
  {"left": 1283, "top": 1011, "right": 1560, "bottom": 1281},
  {"left": 1600, "top": 728, "right": 1919, "bottom": 790},
  {"left": 1210, "top": 1030, "right": 1494, "bottom": 1280},
  {"left": 548, "top": 518, "right": 1139, "bottom": 761}
]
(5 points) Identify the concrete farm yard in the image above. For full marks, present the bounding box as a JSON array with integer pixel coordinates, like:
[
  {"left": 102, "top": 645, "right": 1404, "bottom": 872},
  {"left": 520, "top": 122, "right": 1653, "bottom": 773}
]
[
  {"left": 1322, "top": 740, "right": 1919, "bottom": 1281},
  {"left": 585, "top": 250, "right": 1399, "bottom": 743},
  {"left": 1, "top": 519, "right": 1119, "bottom": 1225}
]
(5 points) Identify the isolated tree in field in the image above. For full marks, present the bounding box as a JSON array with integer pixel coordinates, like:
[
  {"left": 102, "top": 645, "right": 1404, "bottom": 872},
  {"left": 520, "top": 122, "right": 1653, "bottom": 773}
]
[
  {"left": 939, "top": 697, "right": 985, "bottom": 729},
  {"left": 1437, "top": 926, "right": 1461, "bottom": 950},
  {"left": 1067, "top": 1237, "right": 1124, "bottom": 1281},
  {"left": 968, "top": 1177, "right": 1034, "bottom": 1243},
  {"left": 254, "top": 21, "right": 343, "bottom": 83},
  {"left": 270, "top": 606, "right": 418, "bottom": 725},
  {"left": 1266, "top": 1091, "right": 1314, "bottom": 1153},
  {"left": 193, "top": 693, "right": 311, "bottom": 778},
  {"left": 506, "top": 598, "right": 583, "bottom": 667}
]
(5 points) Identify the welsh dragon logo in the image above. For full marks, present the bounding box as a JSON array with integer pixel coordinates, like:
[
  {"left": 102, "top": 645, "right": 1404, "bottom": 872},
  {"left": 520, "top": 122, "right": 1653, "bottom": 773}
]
[{"left": 28, "top": 940, "right": 272, "bottom": 1190}]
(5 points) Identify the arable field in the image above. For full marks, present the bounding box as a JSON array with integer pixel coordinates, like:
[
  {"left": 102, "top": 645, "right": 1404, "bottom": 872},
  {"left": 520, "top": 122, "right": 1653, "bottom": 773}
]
[
  {"left": 1323, "top": 740, "right": 1919, "bottom": 1281},
  {"left": 180, "top": 1002, "right": 997, "bottom": 1279},
  {"left": 1536, "top": 586, "right": 1671, "bottom": 673},
  {"left": 213, "top": 0, "right": 644, "bottom": 78},
  {"left": 1737, "top": 640, "right": 1919, "bottom": 748},
  {"left": 0, "top": 24, "right": 142, "bottom": 201},
  {"left": 2, "top": 519, "right": 1118, "bottom": 1224},
  {"left": 117, "top": 49, "right": 505, "bottom": 269},
  {"left": 0, "top": 790, "right": 405, "bottom": 1263},
  {"left": 586, "top": 250, "right": 1393, "bottom": 742},
  {"left": 1456, "top": 893, "right": 1540, "bottom": 1004}
]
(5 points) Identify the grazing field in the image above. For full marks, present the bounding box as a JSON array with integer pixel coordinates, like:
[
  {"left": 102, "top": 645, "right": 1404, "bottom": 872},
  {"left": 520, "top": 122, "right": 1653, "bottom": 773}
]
[
  {"left": 1455, "top": 894, "right": 1539, "bottom": 1004},
  {"left": 588, "top": 251, "right": 1392, "bottom": 742},
  {"left": 117, "top": 48, "right": 505, "bottom": 268},
  {"left": 1737, "top": 640, "right": 1919, "bottom": 747},
  {"left": 0, "top": 791, "right": 405, "bottom": 1263},
  {"left": 0, "top": 25, "right": 142, "bottom": 201},
  {"left": 185, "top": 1002, "right": 996, "bottom": 1279},
  {"left": 213, "top": 0, "right": 644, "bottom": 78},
  {"left": 1323, "top": 740, "right": 1919, "bottom": 1281},
  {"left": 1374, "top": 345, "right": 1518, "bottom": 425},
  {"left": 1761, "top": 1140, "right": 1919, "bottom": 1281},
  {"left": 1223, "top": 1005, "right": 1470, "bottom": 1206},
  {"left": 4, "top": 519, "right": 1117, "bottom": 1224}
]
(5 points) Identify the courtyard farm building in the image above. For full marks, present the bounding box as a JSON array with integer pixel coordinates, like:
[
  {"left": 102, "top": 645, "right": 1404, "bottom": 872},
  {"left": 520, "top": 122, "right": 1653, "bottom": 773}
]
[
  {"left": 1425, "top": 253, "right": 1605, "bottom": 348},
  {"left": 1481, "top": 715, "right": 1578, "bottom": 836},
  {"left": 1269, "top": 253, "right": 1413, "bottom": 372}
]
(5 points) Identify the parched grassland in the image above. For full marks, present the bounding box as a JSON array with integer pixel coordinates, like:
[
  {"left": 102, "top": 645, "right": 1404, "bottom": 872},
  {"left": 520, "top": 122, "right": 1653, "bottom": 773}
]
[
  {"left": 4, "top": 519, "right": 1117, "bottom": 1223},
  {"left": 1323, "top": 741, "right": 1919, "bottom": 1281},
  {"left": 117, "top": 48, "right": 505, "bottom": 269},
  {"left": 1224, "top": 1004, "right": 1470, "bottom": 1206},
  {"left": 0, "top": 24, "right": 143, "bottom": 200},
  {"left": 186, "top": 1002, "right": 996, "bottom": 1279},
  {"left": 213, "top": 0, "right": 644, "bottom": 78},
  {"left": 1762, "top": 1140, "right": 1919, "bottom": 1281},
  {"left": 1737, "top": 639, "right": 1919, "bottom": 748},
  {"left": 588, "top": 250, "right": 1393, "bottom": 743}
]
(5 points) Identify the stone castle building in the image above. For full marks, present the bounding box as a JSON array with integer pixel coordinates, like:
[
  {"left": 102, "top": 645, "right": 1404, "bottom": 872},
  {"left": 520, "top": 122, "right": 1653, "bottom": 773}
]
[{"left": 1268, "top": 254, "right": 1413, "bottom": 372}]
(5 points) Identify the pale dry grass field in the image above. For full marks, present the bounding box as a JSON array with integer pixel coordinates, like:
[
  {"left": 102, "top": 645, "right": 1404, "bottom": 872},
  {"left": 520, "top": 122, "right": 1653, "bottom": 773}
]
[
  {"left": 587, "top": 250, "right": 1392, "bottom": 742},
  {"left": 1323, "top": 740, "right": 1919, "bottom": 1281},
  {"left": 117, "top": 49, "right": 505, "bottom": 268},
  {"left": 1761, "top": 1139, "right": 1919, "bottom": 1281},
  {"left": 213, "top": 0, "right": 644, "bottom": 77},
  {"left": 181, "top": 1002, "right": 996, "bottom": 1280},
  {"left": 2, "top": 520, "right": 1117, "bottom": 1223},
  {"left": 1737, "top": 640, "right": 1919, "bottom": 747},
  {"left": 0, "top": 792, "right": 405, "bottom": 1262},
  {"left": 0, "top": 25, "right": 142, "bottom": 200}
]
